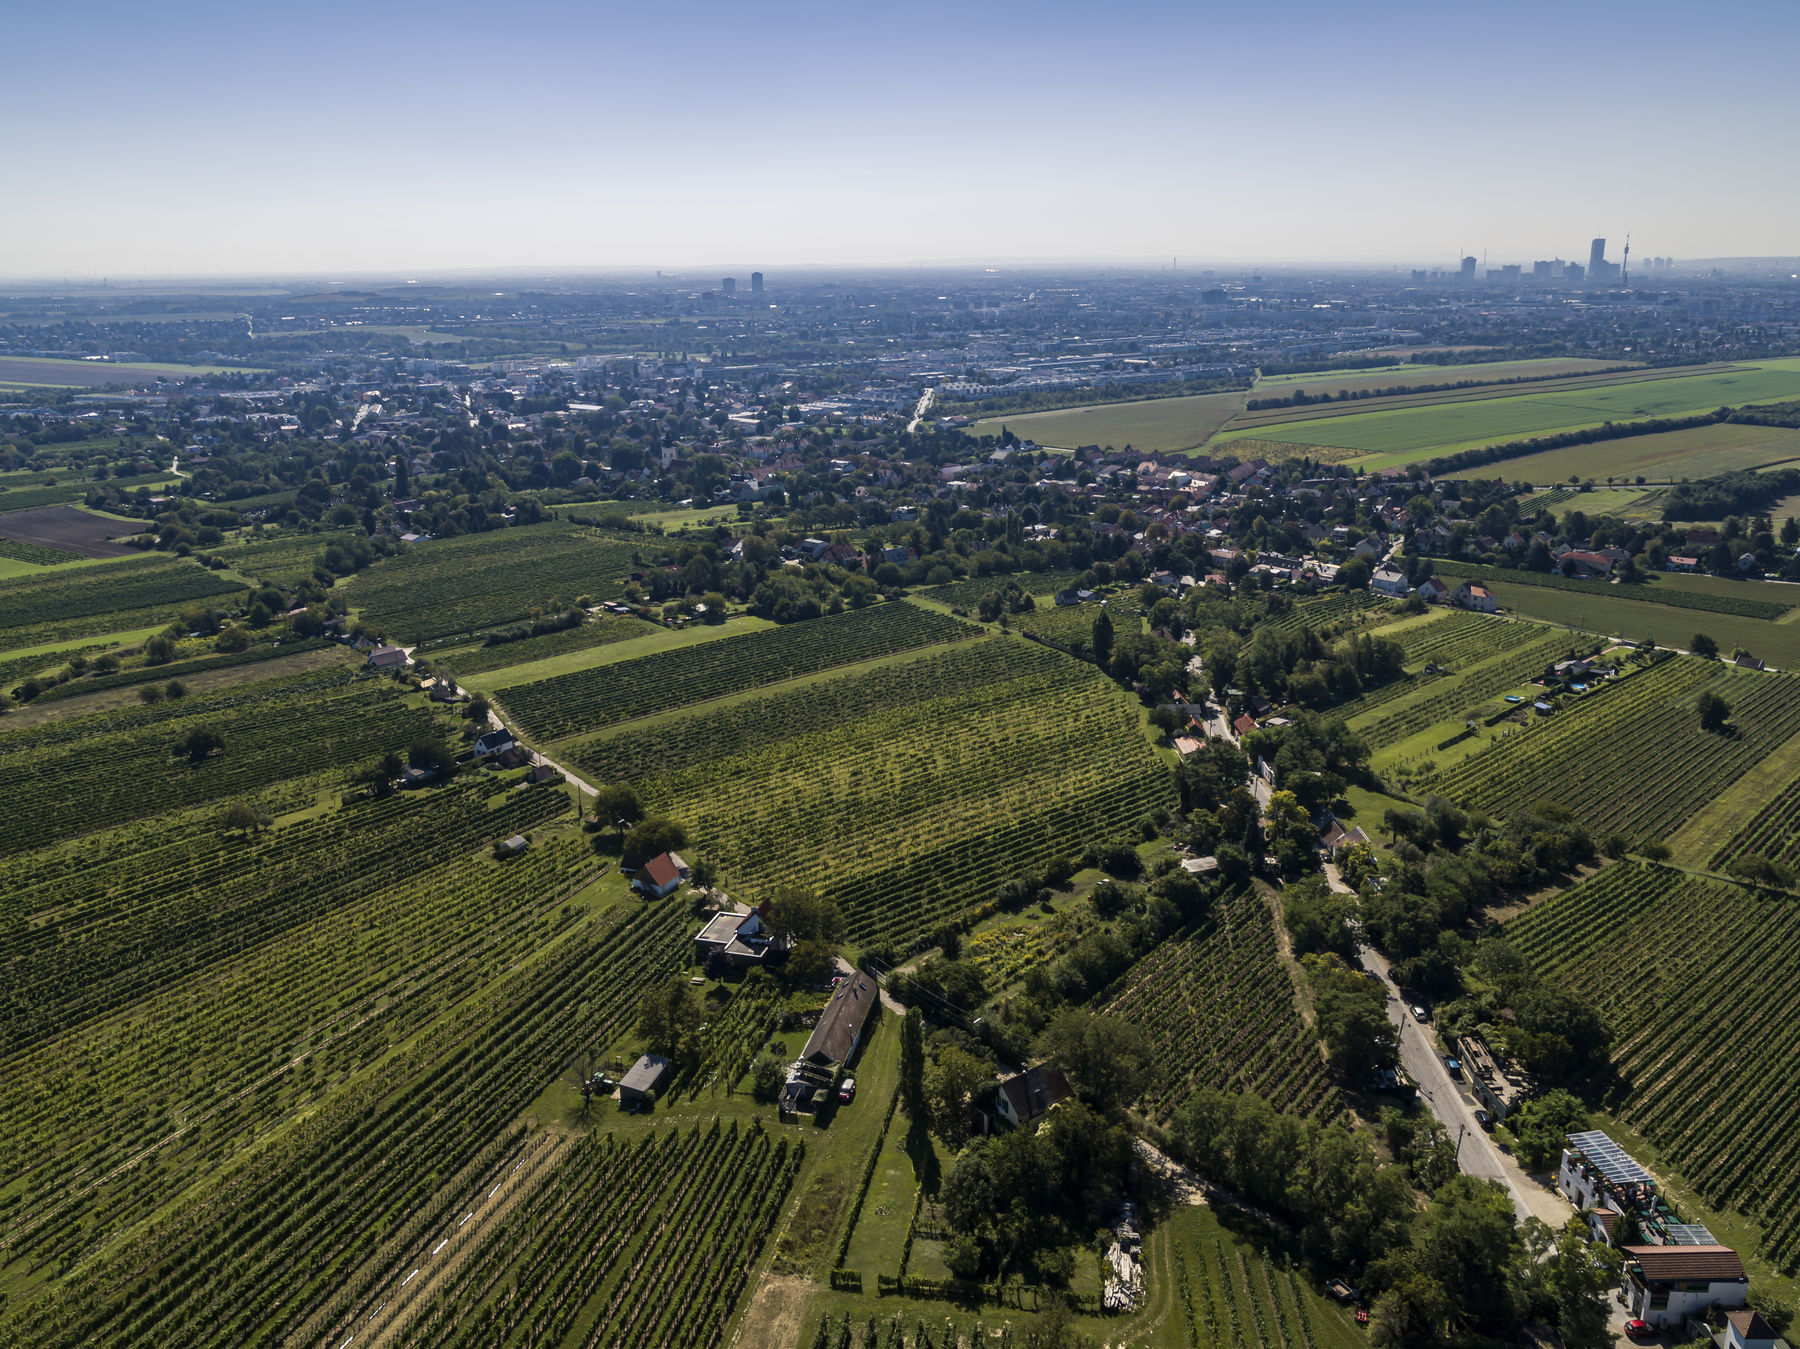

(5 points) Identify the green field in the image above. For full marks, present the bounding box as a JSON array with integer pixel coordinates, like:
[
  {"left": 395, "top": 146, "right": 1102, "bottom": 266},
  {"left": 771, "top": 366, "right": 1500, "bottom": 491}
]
[
  {"left": 1215, "top": 360, "right": 1800, "bottom": 467},
  {"left": 1508, "top": 863, "right": 1800, "bottom": 1268},
  {"left": 571, "top": 635, "right": 1175, "bottom": 949},
  {"left": 1430, "top": 569, "right": 1800, "bottom": 667},
  {"left": 0, "top": 355, "right": 264, "bottom": 387},
  {"left": 1252, "top": 356, "right": 1631, "bottom": 396},
  {"left": 968, "top": 388, "right": 1248, "bottom": 453},
  {"left": 1448, "top": 420, "right": 1800, "bottom": 484}
]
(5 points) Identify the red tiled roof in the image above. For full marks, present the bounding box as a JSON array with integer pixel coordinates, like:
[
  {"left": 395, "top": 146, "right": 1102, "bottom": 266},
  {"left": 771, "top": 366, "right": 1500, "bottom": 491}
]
[
  {"left": 1625, "top": 1244, "right": 1745, "bottom": 1283},
  {"left": 643, "top": 852, "right": 681, "bottom": 888}
]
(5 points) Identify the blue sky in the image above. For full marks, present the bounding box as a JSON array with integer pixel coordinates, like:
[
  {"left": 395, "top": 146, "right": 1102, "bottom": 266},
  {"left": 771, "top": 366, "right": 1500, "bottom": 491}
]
[{"left": 3, "top": 0, "right": 1795, "bottom": 276}]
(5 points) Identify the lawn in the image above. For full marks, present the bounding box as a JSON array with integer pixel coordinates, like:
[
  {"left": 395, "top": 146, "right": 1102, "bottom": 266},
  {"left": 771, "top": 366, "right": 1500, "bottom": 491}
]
[
  {"left": 967, "top": 388, "right": 1249, "bottom": 453},
  {"left": 1214, "top": 360, "right": 1800, "bottom": 466},
  {"left": 1447, "top": 420, "right": 1800, "bottom": 484}
]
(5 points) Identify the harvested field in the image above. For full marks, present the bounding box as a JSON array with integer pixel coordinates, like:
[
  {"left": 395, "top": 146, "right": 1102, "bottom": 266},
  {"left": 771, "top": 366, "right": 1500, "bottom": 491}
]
[
  {"left": 0, "top": 505, "right": 141, "bottom": 557},
  {"left": 0, "top": 356, "right": 250, "bottom": 387}
]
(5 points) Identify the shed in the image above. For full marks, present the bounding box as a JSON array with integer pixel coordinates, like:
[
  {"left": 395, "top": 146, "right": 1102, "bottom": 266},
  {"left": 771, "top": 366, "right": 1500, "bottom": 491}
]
[
  {"left": 800, "top": 972, "right": 878, "bottom": 1067},
  {"left": 617, "top": 1053, "right": 671, "bottom": 1109}
]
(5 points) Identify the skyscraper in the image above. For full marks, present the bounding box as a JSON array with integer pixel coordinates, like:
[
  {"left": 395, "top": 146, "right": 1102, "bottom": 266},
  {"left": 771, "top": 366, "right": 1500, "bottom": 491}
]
[
  {"left": 750, "top": 271, "right": 763, "bottom": 295},
  {"left": 1460, "top": 256, "right": 1476, "bottom": 281},
  {"left": 722, "top": 277, "right": 737, "bottom": 298},
  {"left": 1588, "top": 238, "right": 1607, "bottom": 278}
]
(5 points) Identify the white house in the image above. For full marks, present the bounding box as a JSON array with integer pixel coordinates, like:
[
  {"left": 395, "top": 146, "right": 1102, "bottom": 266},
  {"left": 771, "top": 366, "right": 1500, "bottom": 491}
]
[
  {"left": 1621, "top": 1245, "right": 1748, "bottom": 1330},
  {"left": 1452, "top": 581, "right": 1499, "bottom": 613},
  {"left": 1371, "top": 565, "right": 1411, "bottom": 597},
  {"left": 1724, "top": 1309, "right": 1783, "bottom": 1349}
]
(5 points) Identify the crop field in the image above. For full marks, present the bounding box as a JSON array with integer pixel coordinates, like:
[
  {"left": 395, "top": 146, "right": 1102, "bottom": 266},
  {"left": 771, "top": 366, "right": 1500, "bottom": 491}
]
[
  {"left": 1427, "top": 570, "right": 1800, "bottom": 668},
  {"left": 1214, "top": 361, "right": 1800, "bottom": 467},
  {"left": 1104, "top": 888, "right": 1340, "bottom": 1124},
  {"left": 1171, "top": 1209, "right": 1365, "bottom": 1349},
  {"left": 0, "top": 474, "right": 172, "bottom": 515},
  {"left": 433, "top": 613, "right": 662, "bottom": 677},
  {"left": 918, "top": 567, "right": 1085, "bottom": 611},
  {"left": 0, "top": 888, "right": 697, "bottom": 1348},
  {"left": 1352, "top": 628, "right": 1572, "bottom": 751},
  {"left": 0, "top": 554, "right": 242, "bottom": 652},
  {"left": 347, "top": 520, "right": 645, "bottom": 642},
  {"left": 1012, "top": 599, "right": 1116, "bottom": 648},
  {"left": 575, "top": 637, "right": 1174, "bottom": 947},
  {"left": 0, "top": 666, "right": 440, "bottom": 855},
  {"left": 1434, "top": 563, "right": 1797, "bottom": 621},
  {"left": 369, "top": 1121, "right": 801, "bottom": 1349},
  {"left": 212, "top": 528, "right": 361, "bottom": 585},
  {"left": 1253, "top": 356, "right": 1629, "bottom": 395},
  {"left": 0, "top": 505, "right": 140, "bottom": 558},
  {"left": 1507, "top": 863, "right": 1800, "bottom": 1268},
  {"left": 1446, "top": 421, "right": 1800, "bottom": 484},
  {"left": 968, "top": 389, "right": 1249, "bottom": 453},
  {"left": 1425, "top": 656, "right": 1800, "bottom": 843},
  {"left": 503, "top": 601, "right": 974, "bottom": 742},
  {"left": 0, "top": 355, "right": 255, "bottom": 386},
  {"left": 1259, "top": 589, "right": 1387, "bottom": 637}
]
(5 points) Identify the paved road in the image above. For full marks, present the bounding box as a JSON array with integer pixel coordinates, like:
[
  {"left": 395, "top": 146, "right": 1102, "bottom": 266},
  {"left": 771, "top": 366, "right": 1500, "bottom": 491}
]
[
  {"left": 482, "top": 705, "right": 600, "bottom": 798},
  {"left": 1356, "top": 945, "right": 1533, "bottom": 1221}
]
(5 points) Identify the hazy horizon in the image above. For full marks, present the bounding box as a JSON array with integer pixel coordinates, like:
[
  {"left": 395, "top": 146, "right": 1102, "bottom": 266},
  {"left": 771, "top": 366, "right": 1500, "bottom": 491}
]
[{"left": 4, "top": 0, "right": 1795, "bottom": 278}]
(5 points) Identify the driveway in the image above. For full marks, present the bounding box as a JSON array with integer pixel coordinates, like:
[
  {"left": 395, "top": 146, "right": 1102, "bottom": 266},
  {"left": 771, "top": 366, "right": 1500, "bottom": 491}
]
[{"left": 1357, "top": 947, "right": 1570, "bottom": 1226}]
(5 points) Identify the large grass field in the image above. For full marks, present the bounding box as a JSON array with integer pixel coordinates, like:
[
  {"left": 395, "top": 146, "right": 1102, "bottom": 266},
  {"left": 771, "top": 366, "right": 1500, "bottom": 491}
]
[
  {"left": 1431, "top": 568, "right": 1800, "bottom": 667},
  {"left": 1447, "top": 420, "right": 1800, "bottom": 484},
  {"left": 1252, "top": 356, "right": 1631, "bottom": 396},
  {"left": 968, "top": 388, "right": 1248, "bottom": 453},
  {"left": 1214, "top": 360, "right": 1800, "bottom": 467},
  {"left": 0, "top": 355, "right": 262, "bottom": 387}
]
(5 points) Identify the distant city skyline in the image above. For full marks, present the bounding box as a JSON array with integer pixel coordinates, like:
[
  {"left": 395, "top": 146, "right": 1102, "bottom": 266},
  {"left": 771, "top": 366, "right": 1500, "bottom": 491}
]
[{"left": 2, "top": 0, "right": 1795, "bottom": 277}]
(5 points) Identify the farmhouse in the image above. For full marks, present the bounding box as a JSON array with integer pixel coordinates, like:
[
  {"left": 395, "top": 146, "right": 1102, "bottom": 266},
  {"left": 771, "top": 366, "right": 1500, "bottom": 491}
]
[
  {"left": 1318, "top": 813, "right": 1370, "bottom": 854},
  {"left": 799, "top": 971, "right": 878, "bottom": 1068},
  {"left": 635, "top": 851, "right": 690, "bottom": 899},
  {"left": 367, "top": 644, "right": 410, "bottom": 670},
  {"left": 994, "top": 1064, "right": 1072, "bottom": 1129},
  {"left": 472, "top": 728, "right": 516, "bottom": 760},
  {"left": 617, "top": 1053, "right": 672, "bottom": 1109},
  {"left": 694, "top": 902, "right": 784, "bottom": 973},
  {"left": 1452, "top": 581, "right": 1498, "bottom": 613},
  {"left": 1371, "top": 565, "right": 1411, "bottom": 597},
  {"left": 1417, "top": 577, "right": 1450, "bottom": 603},
  {"left": 1232, "top": 713, "right": 1257, "bottom": 738},
  {"left": 1559, "top": 1131, "right": 1719, "bottom": 1248},
  {"left": 1621, "top": 1245, "right": 1747, "bottom": 1330}
]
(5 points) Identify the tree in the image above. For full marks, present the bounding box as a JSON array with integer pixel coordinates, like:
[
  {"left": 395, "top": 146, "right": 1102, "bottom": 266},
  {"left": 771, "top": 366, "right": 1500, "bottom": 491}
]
[
  {"left": 592, "top": 783, "right": 643, "bottom": 828},
  {"left": 785, "top": 938, "right": 837, "bottom": 986},
  {"left": 139, "top": 683, "right": 165, "bottom": 704},
  {"left": 220, "top": 801, "right": 260, "bottom": 832},
  {"left": 1697, "top": 689, "right": 1731, "bottom": 732},
  {"left": 466, "top": 695, "right": 490, "bottom": 724},
  {"left": 1690, "top": 631, "right": 1718, "bottom": 659},
  {"left": 899, "top": 1007, "right": 928, "bottom": 1122},
  {"left": 1039, "top": 1009, "right": 1150, "bottom": 1116},
  {"left": 1310, "top": 959, "right": 1398, "bottom": 1080},
  {"left": 767, "top": 891, "right": 847, "bottom": 945},
  {"left": 749, "top": 1053, "right": 785, "bottom": 1102},
  {"left": 636, "top": 978, "right": 703, "bottom": 1060},
  {"left": 408, "top": 736, "right": 456, "bottom": 776},
  {"left": 176, "top": 725, "right": 225, "bottom": 763},
  {"left": 925, "top": 1046, "right": 994, "bottom": 1150},
  {"left": 623, "top": 815, "right": 686, "bottom": 858},
  {"left": 1506, "top": 1088, "right": 1589, "bottom": 1172},
  {"left": 1091, "top": 609, "right": 1114, "bottom": 664}
]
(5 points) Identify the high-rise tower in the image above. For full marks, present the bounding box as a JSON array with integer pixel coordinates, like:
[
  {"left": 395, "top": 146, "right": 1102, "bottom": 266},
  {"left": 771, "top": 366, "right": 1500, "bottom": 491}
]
[
  {"left": 1588, "top": 238, "right": 1607, "bottom": 279},
  {"left": 750, "top": 271, "right": 763, "bottom": 295}
]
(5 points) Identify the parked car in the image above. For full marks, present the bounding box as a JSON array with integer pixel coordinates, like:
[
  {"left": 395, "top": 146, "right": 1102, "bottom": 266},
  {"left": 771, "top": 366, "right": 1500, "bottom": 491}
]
[
  {"left": 1474, "top": 1108, "right": 1491, "bottom": 1129},
  {"left": 837, "top": 1078, "right": 856, "bottom": 1103},
  {"left": 1624, "top": 1318, "right": 1654, "bottom": 1339},
  {"left": 1444, "top": 1057, "right": 1462, "bottom": 1078},
  {"left": 1410, "top": 1004, "right": 1429, "bottom": 1022}
]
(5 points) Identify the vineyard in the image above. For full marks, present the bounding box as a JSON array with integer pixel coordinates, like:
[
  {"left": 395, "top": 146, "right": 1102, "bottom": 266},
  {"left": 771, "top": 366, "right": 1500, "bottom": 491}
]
[
  {"left": 1103, "top": 888, "right": 1340, "bottom": 1124},
  {"left": 1506, "top": 863, "right": 1800, "bottom": 1268},
  {"left": 214, "top": 528, "right": 362, "bottom": 585},
  {"left": 1013, "top": 600, "right": 1117, "bottom": 649},
  {"left": 1711, "top": 778, "right": 1800, "bottom": 870},
  {"left": 1424, "top": 657, "right": 1800, "bottom": 842},
  {"left": 919, "top": 567, "right": 1085, "bottom": 611},
  {"left": 1259, "top": 590, "right": 1386, "bottom": 637},
  {"left": 0, "top": 553, "right": 240, "bottom": 646},
  {"left": 0, "top": 666, "right": 440, "bottom": 855},
  {"left": 577, "top": 636, "right": 1175, "bottom": 947},
  {"left": 0, "top": 536, "right": 80, "bottom": 565},
  {"left": 1434, "top": 561, "right": 1795, "bottom": 620},
  {"left": 367, "top": 1121, "right": 801, "bottom": 1349},
  {"left": 1351, "top": 629, "right": 1572, "bottom": 750},
  {"left": 0, "top": 890, "right": 699, "bottom": 1349},
  {"left": 504, "top": 600, "right": 975, "bottom": 742},
  {"left": 348, "top": 520, "right": 645, "bottom": 642},
  {"left": 1173, "top": 1211, "right": 1363, "bottom": 1349},
  {"left": 1388, "top": 610, "right": 1543, "bottom": 670},
  {"left": 432, "top": 612, "right": 661, "bottom": 677}
]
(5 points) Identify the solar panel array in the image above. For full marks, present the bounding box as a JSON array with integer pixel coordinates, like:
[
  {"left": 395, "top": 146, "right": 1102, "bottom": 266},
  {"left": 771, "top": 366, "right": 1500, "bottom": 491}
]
[
  {"left": 1568, "top": 1130, "right": 1655, "bottom": 1185},
  {"left": 1666, "top": 1223, "right": 1718, "bottom": 1245}
]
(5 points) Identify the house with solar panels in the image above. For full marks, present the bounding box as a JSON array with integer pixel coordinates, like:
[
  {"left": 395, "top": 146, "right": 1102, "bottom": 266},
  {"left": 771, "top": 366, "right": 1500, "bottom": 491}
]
[{"left": 1559, "top": 1130, "right": 1723, "bottom": 1249}]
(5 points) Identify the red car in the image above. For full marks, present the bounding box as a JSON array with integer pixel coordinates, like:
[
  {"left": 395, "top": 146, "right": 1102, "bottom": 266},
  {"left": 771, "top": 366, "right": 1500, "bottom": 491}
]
[{"left": 1624, "top": 1319, "right": 1654, "bottom": 1339}]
